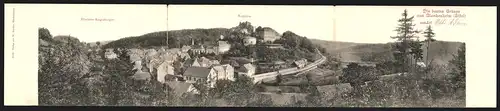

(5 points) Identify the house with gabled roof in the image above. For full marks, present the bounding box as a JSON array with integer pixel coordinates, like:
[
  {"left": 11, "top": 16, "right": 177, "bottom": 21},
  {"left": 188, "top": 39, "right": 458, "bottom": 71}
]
[
  {"left": 165, "top": 81, "right": 200, "bottom": 97},
  {"left": 259, "top": 27, "right": 281, "bottom": 43},
  {"left": 157, "top": 61, "right": 175, "bottom": 83},
  {"left": 190, "top": 45, "right": 206, "bottom": 55},
  {"left": 293, "top": 59, "right": 308, "bottom": 68},
  {"left": 237, "top": 63, "right": 256, "bottom": 77},
  {"left": 182, "top": 66, "right": 218, "bottom": 88},
  {"left": 243, "top": 36, "right": 257, "bottom": 46},
  {"left": 181, "top": 45, "right": 192, "bottom": 52},
  {"left": 199, "top": 57, "right": 213, "bottom": 67},
  {"left": 212, "top": 64, "right": 236, "bottom": 81},
  {"left": 177, "top": 52, "right": 191, "bottom": 61}
]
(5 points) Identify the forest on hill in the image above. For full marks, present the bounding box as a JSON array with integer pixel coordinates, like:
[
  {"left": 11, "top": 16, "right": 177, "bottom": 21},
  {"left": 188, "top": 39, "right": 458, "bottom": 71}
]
[
  {"left": 103, "top": 28, "right": 232, "bottom": 49},
  {"left": 310, "top": 39, "right": 464, "bottom": 66}
]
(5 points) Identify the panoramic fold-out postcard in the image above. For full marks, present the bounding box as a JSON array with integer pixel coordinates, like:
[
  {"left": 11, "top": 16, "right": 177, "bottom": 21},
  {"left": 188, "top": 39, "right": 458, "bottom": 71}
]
[{"left": 3, "top": 4, "right": 497, "bottom": 107}]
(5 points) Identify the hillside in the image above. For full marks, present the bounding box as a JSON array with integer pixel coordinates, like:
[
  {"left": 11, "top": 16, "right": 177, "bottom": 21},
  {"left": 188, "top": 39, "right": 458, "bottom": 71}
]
[
  {"left": 103, "top": 28, "right": 231, "bottom": 49},
  {"left": 310, "top": 39, "right": 464, "bottom": 66}
]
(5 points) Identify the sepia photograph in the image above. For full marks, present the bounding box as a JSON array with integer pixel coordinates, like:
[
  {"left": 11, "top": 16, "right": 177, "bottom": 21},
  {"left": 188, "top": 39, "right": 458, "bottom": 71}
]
[{"left": 30, "top": 5, "right": 494, "bottom": 107}]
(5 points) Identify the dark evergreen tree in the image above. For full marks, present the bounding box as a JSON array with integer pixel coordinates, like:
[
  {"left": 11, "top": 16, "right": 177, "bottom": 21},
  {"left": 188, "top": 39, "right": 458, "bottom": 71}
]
[
  {"left": 422, "top": 25, "right": 436, "bottom": 65},
  {"left": 390, "top": 9, "right": 421, "bottom": 72}
]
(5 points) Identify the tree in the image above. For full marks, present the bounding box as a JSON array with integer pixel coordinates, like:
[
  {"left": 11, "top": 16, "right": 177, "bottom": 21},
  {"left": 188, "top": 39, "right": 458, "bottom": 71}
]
[
  {"left": 341, "top": 63, "right": 379, "bottom": 92},
  {"left": 39, "top": 28, "right": 53, "bottom": 40},
  {"left": 390, "top": 9, "right": 421, "bottom": 72},
  {"left": 422, "top": 25, "right": 436, "bottom": 65},
  {"left": 449, "top": 43, "right": 465, "bottom": 91},
  {"left": 39, "top": 35, "right": 92, "bottom": 105}
]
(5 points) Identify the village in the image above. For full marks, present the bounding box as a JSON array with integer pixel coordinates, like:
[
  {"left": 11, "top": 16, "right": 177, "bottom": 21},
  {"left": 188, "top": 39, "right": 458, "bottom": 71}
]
[{"left": 93, "top": 22, "right": 324, "bottom": 103}]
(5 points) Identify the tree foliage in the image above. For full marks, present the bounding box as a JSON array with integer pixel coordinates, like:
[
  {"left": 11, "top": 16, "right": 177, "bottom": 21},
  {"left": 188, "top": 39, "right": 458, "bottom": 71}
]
[
  {"left": 39, "top": 28, "right": 53, "bottom": 41},
  {"left": 39, "top": 34, "right": 92, "bottom": 105},
  {"left": 449, "top": 43, "right": 465, "bottom": 90},
  {"left": 340, "top": 63, "right": 380, "bottom": 88},
  {"left": 423, "top": 25, "right": 436, "bottom": 64},
  {"left": 390, "top": 9, "right": 423, "bottom": 72},
  {"left": 103, "top": 28, "right": 231, "bottom": 49}
]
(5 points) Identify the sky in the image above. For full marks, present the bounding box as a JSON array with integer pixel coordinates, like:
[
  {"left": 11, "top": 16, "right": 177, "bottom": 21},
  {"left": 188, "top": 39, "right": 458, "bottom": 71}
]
[
  {"left": 34, "top": 5, "right": 494, "bottom": 43},
  {"left": 167, "top": 5, "right": 336, "bottom": 41},
  {"left": 335, "top": 6, "right": 496, "bottom": 43},
  {"left": 35, "top": 4, "right": 168, "bottom": 42}
]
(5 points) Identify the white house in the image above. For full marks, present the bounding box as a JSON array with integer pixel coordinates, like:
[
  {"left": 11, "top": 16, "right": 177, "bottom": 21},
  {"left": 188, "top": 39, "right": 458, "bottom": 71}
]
[
  {"left": 217, "top": 41, "right": 231, "bottom": 53},
  {"left": 145, "top": 49, "right": 158, "bottom": 58},
  {"left": 199, "top": 57, "right": 213, "bottom": 67},
  {"left": 212, "top": 64, "right": 236, "bottom": 81},
  {"left": 104, "top": 49, "right": 118, "bottom": 59},
  {"left": 238, "top": 63, "right": 256, "bottom": 77},
  {"left": 157, "top": 61, "right": 175, "bottom": 83},
  {"left": 132, "top": 60, "right": 143, "bottom": 72},
  {"left": 243, "top": 36, "right": 257, "bottom": 46},
  {"left": 190, "top": 45, "right": 206, "bottom": 55},
  {"left": 260, "top": 27, "right": 281, "bottom": 43},
  {"left": 293, "top": 59, "right": 308, "bottom": 68},
  {"left": 183, "top": 66, "right": 218, "bottom": 88}
]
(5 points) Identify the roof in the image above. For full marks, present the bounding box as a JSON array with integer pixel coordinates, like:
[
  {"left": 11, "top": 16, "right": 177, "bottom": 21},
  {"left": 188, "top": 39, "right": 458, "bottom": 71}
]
[
  {"left": 239, "top": 63, "right": 255, "bottom": 72},
  {"left": 165, "top": 54, "right": 176, "bottom": 62},
  {"left": 293, "top": 59, "right": 308, "bottom": 67},
  {"left": 210, "top": 60, "right": 220, "bottom": 65},
  {"left": 166, "top": 81, "right": 193, "bottom": 96},
  {"left": 222, "top": 60, "right": 240, "bottom": 67},
  {"left": 183, "top": 67, "right": 212, "bottom": 78},
  {"left": 212, "top": 65, "right": 225, "bottom": 74},
  {"left": 199, "top": 57, "right": 211, "bottom": 64},
  {"left": 182, "top": 45, "right": 192, "bottom": 50},
  {"left": 218, "top": 41, "right": 229, "bottom": 45}
]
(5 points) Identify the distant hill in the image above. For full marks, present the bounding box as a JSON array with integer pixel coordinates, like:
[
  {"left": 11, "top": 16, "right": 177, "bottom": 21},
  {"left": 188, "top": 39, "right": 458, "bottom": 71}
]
[
  {"left": 103, "top": 28, "right": 231, "bottom": 49},
  {"left": 87, "top": 40, "right": 113, "bottom": 47},
  {"left": 310, "top": 39, "right": 464, "bottom": 66}
]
